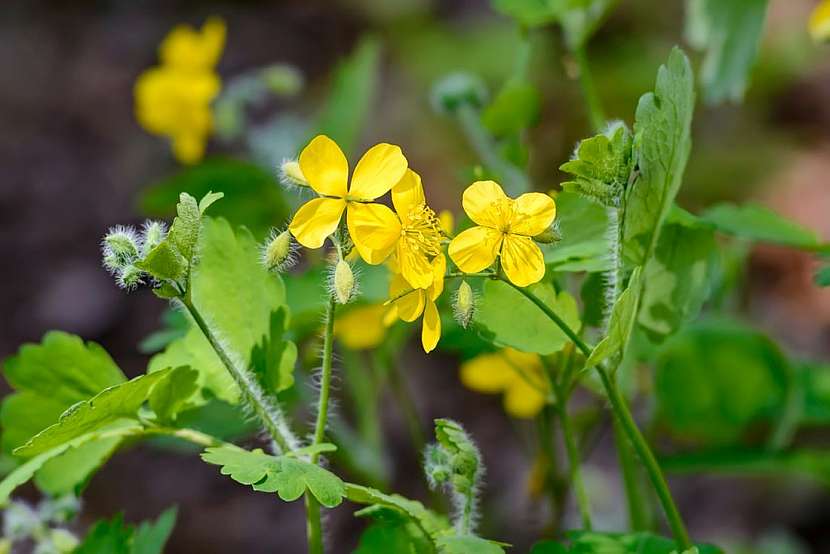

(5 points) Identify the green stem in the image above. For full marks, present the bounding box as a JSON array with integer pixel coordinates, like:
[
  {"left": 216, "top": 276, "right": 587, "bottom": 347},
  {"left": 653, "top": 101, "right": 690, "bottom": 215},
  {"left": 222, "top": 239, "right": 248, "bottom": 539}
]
[
  {"left": 180, "top": 295, "right": 296, "bottom": 454},
  {"left": 498, "top": 278, "right": 692, "bottom": 549},
  {"left": 455, "top": 104, "right": 531, "bottom": 195},
  {"left": 556, "top": 393, "right": 593, "bottom": 530},
  {"left": 144, "top": 426, "right": 222, "bottom": 448},
  {"left": 306, "top": 296, "right": 337, "bottom": 554},
  {"left": 383, "top": 356, "right": 427, "bottom": 455},
  {"left": 612, "top": 414, "right": 651, "bottom": 531},
  {"left": 572, "top": 46, "right": 606, "bottom": 133}
]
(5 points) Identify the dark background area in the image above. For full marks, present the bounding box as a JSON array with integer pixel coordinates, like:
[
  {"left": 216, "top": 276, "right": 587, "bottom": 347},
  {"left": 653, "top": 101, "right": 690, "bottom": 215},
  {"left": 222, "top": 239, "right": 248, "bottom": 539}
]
[{"left": 2, "top": 0, "right": 830, "bottom": 552}]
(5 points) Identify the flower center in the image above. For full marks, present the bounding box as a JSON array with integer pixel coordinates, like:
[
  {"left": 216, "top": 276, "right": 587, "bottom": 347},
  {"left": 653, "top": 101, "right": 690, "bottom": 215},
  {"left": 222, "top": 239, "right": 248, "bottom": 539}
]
[
  {"left": 490, "top": 198, "right": 515, "bottom": 233},
  {"left": 401, "top": 204, "right": 442, "bottom": 256}
]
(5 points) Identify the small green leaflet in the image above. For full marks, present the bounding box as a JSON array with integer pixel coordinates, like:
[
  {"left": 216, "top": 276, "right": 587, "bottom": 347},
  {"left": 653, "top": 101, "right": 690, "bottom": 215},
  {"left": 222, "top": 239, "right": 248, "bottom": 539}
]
[
  {"left": 314, "top": 36, "right": 381, "bottom": 158},
  {"left": 700, "top": 202, "right": 826, "bottom": 251},
  {"left": 565, "top": 531, "right": 723, "bottom": 554},
  {"left": 15, "top": 369, "right": 174, "bottom": 457},
  {"left": 624, "top": 47, "right": 695, "bottom": 267},
  {"left": 436, "top": 536, "right": 506, "bottom": 554},
  {"left": 586, "top": 267, "right": 642, "bottom": 369},
  {"left": 251, "top": 308, "right": 298, "bottom": 394},
  {"left": 201, "top": 444, "right": 346, "bottom": 508},
  {"left": 560, "top": 122, "right": 633, "bottom": 208},
  {"left": 475, "top": 280, "right": 581, "bottom": 355},
  {"left": 345, "top": 483, "right": 449, "bottom": 539},
  {"left": 686, "top": 0, "right": 769, "bottom": 104},
  {"left": 75, "top": 507, "right": 178, "bottom": 554},
  {"left": 354, "top": 506, "right": 433, "bottom": 554}
]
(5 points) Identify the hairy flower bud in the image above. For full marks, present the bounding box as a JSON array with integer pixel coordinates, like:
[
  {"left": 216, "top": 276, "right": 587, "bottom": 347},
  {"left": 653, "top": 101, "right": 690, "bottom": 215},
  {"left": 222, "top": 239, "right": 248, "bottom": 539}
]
[
  {"left": 332, "top": 259, "right": 356, "bottom": 304},
  {"left": 102, "top": 226, "right": 140, "bottom": 273},
  {"left": 453, "top": 280, "right": 475, "bottom": 329},
  {"left": 261, "top": 229, "right": 296, "bottom": 273},
  {"left": 117, "top": 264, "right": 145, "bottom": 290},
  {"left": 279, "top": 159, "right": 309, "bottom": 189},
  {"left": 141, "top": 220, "right": 167, "bottom": 254}
]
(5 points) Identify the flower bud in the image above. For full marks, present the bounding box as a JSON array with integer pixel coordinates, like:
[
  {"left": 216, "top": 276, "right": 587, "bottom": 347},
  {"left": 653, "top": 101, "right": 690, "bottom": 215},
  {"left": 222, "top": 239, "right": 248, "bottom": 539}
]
[
  {"left": 141, "top": 220, "right": 167, "bottom": 254},
  {"left": 453, "top": 280, "right": 475, "bottom": 329},
  {"left": 279, "top": 159, "right": 309, "bottom": 188},
  {"left": 332, "top": 259, "right": 355, "bottom": 304},
  {"left": 533, "top": 226, "right": 561, "bottom": 244},
  {"left": 262, "top": 229, "right": 295, "bottom": 273},
  {"left": 117, "top": 264, "right": 145, "bottom": 290},
  {"left": 102, "top": 226, "right": 140, "bottom": 273}
]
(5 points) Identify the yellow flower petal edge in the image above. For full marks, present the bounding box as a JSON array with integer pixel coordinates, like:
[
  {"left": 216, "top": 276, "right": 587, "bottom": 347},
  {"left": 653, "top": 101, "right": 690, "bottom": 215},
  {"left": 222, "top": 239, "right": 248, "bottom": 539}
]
[
  {"left": 288, "top": 197, "right": 347, "bottom": 249},
  {"left": 810, "top": 0, "right": 830, "bottom": 42},
  {"left": 347, "top": 203, "right": 401, "bottom": 264},
  {"left": 299, "top": 135, "right": 349, "bottom": 197},
  {"left": 350, "top": 143, "right": 408, "bottom": 201}
]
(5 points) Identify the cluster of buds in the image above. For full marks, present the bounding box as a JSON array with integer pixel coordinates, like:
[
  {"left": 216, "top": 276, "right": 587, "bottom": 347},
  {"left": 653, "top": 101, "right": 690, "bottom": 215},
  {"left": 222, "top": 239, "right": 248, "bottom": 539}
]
[{"left": 101, "top": 221, "right": 167, "bottom": 290}]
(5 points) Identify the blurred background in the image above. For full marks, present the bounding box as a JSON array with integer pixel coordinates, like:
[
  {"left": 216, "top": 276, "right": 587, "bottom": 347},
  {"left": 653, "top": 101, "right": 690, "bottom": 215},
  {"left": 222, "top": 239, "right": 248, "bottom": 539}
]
[{"left": 2, "top": 0, "right": 830, "bottom": 552}]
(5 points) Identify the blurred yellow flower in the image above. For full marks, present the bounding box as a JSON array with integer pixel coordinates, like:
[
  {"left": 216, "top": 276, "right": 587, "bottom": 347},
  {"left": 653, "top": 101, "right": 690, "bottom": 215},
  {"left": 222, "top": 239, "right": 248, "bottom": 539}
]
[
  {"left": 460, "top": 348, "right": 548, "bottom": 419},
  {"left": 389, "top": 255, "right": 445, "bottom": 353},
  {"left": 810, "top": 0, "right": 830, "bottom": 42},
  {"left": 333, "top": 304, "right": 391, "bottom": 350},
  {"left": 438, "top": 209, "right": 455, "bottom": 235},
  {"left": 288, "top": 135, "right": 408, "bottom": 253},
  {"left": 134, "top": 17, "right": 225, "bottom": 164},
  {"left": 346, "top": 169, "right": 442, "bottom": 289},
  {"left": 448, "top": 181, "right": 556, "bottom": 287}
]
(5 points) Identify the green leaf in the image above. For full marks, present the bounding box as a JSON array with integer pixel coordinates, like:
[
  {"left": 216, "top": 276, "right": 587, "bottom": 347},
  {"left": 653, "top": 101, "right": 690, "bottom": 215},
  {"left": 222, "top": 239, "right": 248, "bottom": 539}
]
[
  {"left": 201, "top": 444, "right": 346, "bottom": 508},
  {"left": 654, "top": 320, "right": 790, "bottom": 445},
  {"left": 136, "top": 241, "right": 187, "bottom": 282},
  {"left": 700, "top": 202, "right": 825, "bottom": 251},
  {"left": 815, "top": 265, "right": 830, "bottom": 287},
  {"left": 560, "top": 122, "right": 633, "bottom": 207},
  {"left": 541, "top": 192, "right": 609, "bottom": 272},
  {"left": 198, "top": 191, "right": 224, "bottom": 213},
  {"left": 355, "top": 507, "right": 433, "bottom": 554},
  {"left": 140, "top": 159, "right": 289, "bottom": 240},
  {"left": 586, "top": 267, "right": 642, "bottom": 369},
  {"left": 558, "top": 0, "right": 617, "bottom": 50},
  {"left": 149, "top": 366, "right": 199, "bottom": 423},
  {"left": 345, "top": 483, "right": 449, "bottom": 539},
  {"left": 33, "top": 436, "right": 122, "bottom": 495},
  {"left": 491, "top": 0, "right": 560, "bottom": 27},
  {"left": 149, "top": 217, "right": 289, "bottom": 405},
  {"left": 530, "top": 540, "right": 568, "bottom": 554},
  {"left": 15, "top": 370, "right": 172, "bottom": 457},
  {"left": 638, "top": 220, "right": 719, "bottom": 342},
  {"left": 0, "top": 424, "right": 143, "bottom": 506},
  {"left": 566, "top": 531, "right": 723, "bottom": 554},
  {"left": 475, "top": 280, "right": 581, "bottom": 355},
  {"left": 623, "top": 47, "right": 695, "bottom": 267},
  {"left": 795, "top": 362, "right": 830, "bottom": 426},
  {"left": 437, "top": 536, "right": 505, "bottom": 554},
  {"left": 76, "top": 513, "right": 133, "bottom": 554},
  {"left": 482, "top": 81, "right": 541, "bottom": 136},
  {"left": 132, "top": 506, "right": 178, "bottom": 554},
  {"left": 167, "top": 192, "right": 202, "bottom": 262},
  {"left": 251, "top": 308, "right": 297, "bottom": 394},
  {"left": 314, "top": 36, "right": 381, "bottom": 157},
  {"left": 686, "top": 0, "right": 769, "bottom": 104}
]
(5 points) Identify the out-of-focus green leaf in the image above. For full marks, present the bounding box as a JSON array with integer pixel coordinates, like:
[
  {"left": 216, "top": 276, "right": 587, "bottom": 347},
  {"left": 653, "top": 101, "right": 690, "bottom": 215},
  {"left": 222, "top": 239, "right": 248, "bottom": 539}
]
[
  {"left": 15, "top": 370, "right": 172, "bottom": 457},
  {"left": 76, "top": 513, "right": 132, "bottom": 554},
  {"left": 201, "top": 444, "right": 346, "bottom": 507},
  {"left": 796, "top": 362, "right": 830, "bottom": 426},
  {"left": 33, "top": 436, "right": 121, "bottom": 496},
  {"left": 475, "top": 280, "right": 581, "bottom": 355},
  {"left": 140, "top": 159, "right": 287, "bottom": 240},
  {"left": 150, "top": 218, "right": 289, "bottom": 405},
  {"left": 566, "top": 531, "right": 723, "bottom": 553},
  {"left": 491, "top": 0, "right": 560, "bottom": 27},
  {"left": 815, "top": 265, "right": 830, "bottom": 287},
  {"left": 139, "top": 309, "right": 189, "bottom": 354},
  {"left": 314, "top": 37, "right": 381, "bottom": 158},
  {"left": 639, "top": 219, "right": 719, "bottom": 342},
  {"left": 624, "top": 48, "right": 695, "bottom": 267},
  {"left": 700, "top": 203, "right": 825, "bottom": 251},
  {"left": 437, "top": 536, "right": 505, "bottom": 554},
  {"left": 354, "top": 506, "right": 432, "bottom": 554},
  {"left": 251, "top": 308, "right": 297, "bottom": 394},
  {"left": 530, "top": 540, "right": 568, "bottom": 553},
  {"left": 482, "top": 81, "right": 541, "bottom": 136},
  {"left": 132, "top": 506, "right": 178, "bottom": 554},
  {"left": 542, "top": 192, "right": 609, "bottom": 272},
  {"left": 686, "top": 0, "right": 769, "bottom": 104},
  {"left": 491, "top": 0, "right": 616, "bottom": 48},
  {"left": 586, "top": 268, "right": 642, "bottom": 368},
  {"left": 345, "top": 483, "right": 449, "bottom": 539},
  {"left": 655, "top": 320, "right": 790, "bottom": 445}
]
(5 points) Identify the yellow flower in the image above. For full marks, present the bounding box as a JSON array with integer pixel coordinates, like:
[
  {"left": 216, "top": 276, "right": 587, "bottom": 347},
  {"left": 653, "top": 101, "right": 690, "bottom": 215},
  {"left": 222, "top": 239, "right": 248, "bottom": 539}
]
[
  {"left": 389, "top": 255, "right": 446, "bottom": 353},
  {"left": 810, "top": 0, "right": 830, "bottom": 42},
  {"left": 288, "top": 135, "right": 408, "bottom": 254},
  {"left": 334, "top": 304, "right": 391, "bottom": 350},
  {"left": 459, "top": 348, "right": 548, "bottom": 419},
  {"left": 448, "top": 181, "right": 556, "bottom": 287},
  {"left": 134, "top": 18, "right": 225, "bottom": 164},
  {"left": 345, "top": 169, "right": 442, "bottom": 289}
]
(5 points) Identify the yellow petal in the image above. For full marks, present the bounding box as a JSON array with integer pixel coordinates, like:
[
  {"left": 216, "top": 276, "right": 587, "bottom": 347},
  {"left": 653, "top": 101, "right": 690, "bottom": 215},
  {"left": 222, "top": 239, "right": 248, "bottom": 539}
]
[
  {"left": 810, "top": 0, "right": 830, "bottom": 42},
  {"left": 288, "top": 197, "right": 346, "bottom": 249},
  {"left": 459, "top": 352, "right": 517, "bottom": 393},
  {"left": 172, "top": 132, "right": 206, "bottom": 164},
  {"left": 346, "top": 203, "right": 402, "bottom": 264},
  {"left": 392, "top": 169, "right": 425, "bottom": 222},
  {"left": 349, "top": 143, "right": 408, "bottom": 201},
  {"left": 500, "top": 234, "right": 545, "bottom": 287},
  {"left": 390, "top": 273, "right": 426, "bottom": 322},
  {"left": 299, "top": 135, "right": 349, "bottom": 197},
  {"left": 429, "top": 254, "right": 446, "bottom": 301},
  {"left": 504, "top": 378, "right": 546, "bottom": 419},
  {"left": 421, "top": 301, "right": 441, "bottom": 353},
  {"left": 159, "top": 17, "right": 226, "bottom": 71},
  {"left": 397, "top": 241, "right": 434, "bottom": 290},
  {"left": 438, "top": 210, "right": 455, "bottom": 235},
  {"left": 510, "top": 193, "right": 556, "bottom": 237},
  {"left": 334, "top": 304, "right": 388, "bottom": 350},
  {"left": 462, "top": 180, "right": 510, "bottom": 229},
  {"left": 448, "top": 226, "right": 502, "bottom": 274}
]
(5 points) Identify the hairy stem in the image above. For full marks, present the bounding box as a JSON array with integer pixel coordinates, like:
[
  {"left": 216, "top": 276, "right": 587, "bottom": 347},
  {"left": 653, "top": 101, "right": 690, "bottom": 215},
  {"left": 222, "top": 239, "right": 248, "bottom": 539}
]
[
  {"left": 306, "top": 296, "right": 337, "bottom": 554},
  {"left": 180, "top": 295, "right": 297, "bottom": 454},
  {"left": 497, "top": 277, "right": 692, "bottom": 549},
  {"left": 456, "top": 103, "right": 531, "bottom": 195},
  {"left": 573, "top": 46, "right": 606, "bottom": 133}
]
